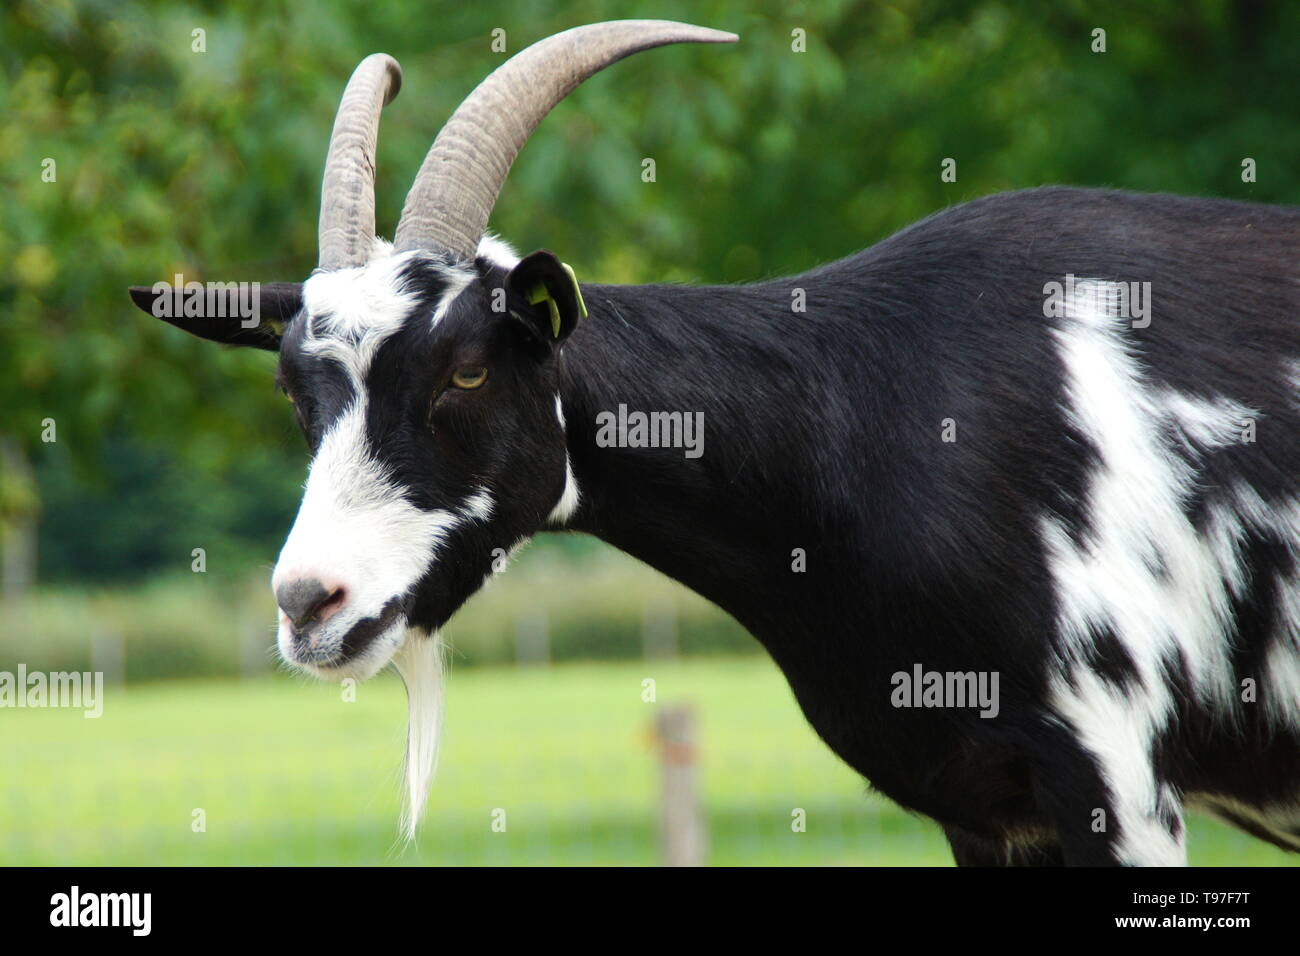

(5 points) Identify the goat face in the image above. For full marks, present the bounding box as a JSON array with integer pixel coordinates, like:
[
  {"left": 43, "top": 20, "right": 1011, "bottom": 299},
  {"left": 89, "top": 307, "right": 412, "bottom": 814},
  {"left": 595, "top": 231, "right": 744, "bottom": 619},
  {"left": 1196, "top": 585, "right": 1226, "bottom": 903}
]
[
  {"left": 130, "top": 241, "right": 584, "bottom": 681},
  {"left": 271, "top": 244, "right": 582, "bottom": 679}
]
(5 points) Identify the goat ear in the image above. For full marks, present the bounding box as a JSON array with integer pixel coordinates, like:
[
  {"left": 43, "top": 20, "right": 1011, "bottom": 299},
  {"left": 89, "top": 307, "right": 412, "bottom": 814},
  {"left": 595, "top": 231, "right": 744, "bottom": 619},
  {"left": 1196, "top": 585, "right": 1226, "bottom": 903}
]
[
  {"left": 504, "top": 251, "right": 586, "bottom": 345},
  {"left": 127, "top": 282, "right": 302, "bottom": 352}
]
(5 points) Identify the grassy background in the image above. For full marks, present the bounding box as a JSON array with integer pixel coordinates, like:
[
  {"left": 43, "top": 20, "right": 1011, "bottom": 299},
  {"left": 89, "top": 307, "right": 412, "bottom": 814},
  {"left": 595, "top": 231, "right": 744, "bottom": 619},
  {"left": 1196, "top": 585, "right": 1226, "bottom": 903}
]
[{"left": 2, "top": 657, "right": 1292, "bottom": 866}]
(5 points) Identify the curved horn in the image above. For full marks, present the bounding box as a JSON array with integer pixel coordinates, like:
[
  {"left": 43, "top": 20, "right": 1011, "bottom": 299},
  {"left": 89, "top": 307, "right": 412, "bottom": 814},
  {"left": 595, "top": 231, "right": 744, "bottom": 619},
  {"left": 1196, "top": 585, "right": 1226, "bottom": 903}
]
[
  {"left": 318, "top": 53, "right": 403, "bottom": 271},
  {"left": 393, "top": 20, "right": 737, "bottom": 259}
]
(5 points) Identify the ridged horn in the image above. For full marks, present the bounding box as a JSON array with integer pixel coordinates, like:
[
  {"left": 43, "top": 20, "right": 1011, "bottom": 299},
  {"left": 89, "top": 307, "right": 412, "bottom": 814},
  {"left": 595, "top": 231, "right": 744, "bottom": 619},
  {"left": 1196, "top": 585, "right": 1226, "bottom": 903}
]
[
  {"left": 318, "top": 53, "right": 403, "bottom": 271},
  {"left": 393, "top": 20, "right": 737, "bottom": 259}
]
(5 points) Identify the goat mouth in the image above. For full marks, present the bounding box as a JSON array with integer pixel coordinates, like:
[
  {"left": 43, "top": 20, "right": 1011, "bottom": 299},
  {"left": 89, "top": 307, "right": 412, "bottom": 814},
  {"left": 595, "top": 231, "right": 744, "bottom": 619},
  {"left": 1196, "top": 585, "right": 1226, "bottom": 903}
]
[
  {"left": 286, "top": 597, "right": 408, "bottom": 669},
  {"left": 339, "top": 597, "right": 407, "bottom": 659}
]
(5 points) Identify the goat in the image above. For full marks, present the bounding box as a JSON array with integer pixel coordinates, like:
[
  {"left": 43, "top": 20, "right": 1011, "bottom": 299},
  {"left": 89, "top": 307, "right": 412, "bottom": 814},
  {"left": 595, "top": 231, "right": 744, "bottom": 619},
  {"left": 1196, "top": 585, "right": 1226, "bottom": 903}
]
[{"left": 129, "top": 20, "right": 1300, "bottom": 865}]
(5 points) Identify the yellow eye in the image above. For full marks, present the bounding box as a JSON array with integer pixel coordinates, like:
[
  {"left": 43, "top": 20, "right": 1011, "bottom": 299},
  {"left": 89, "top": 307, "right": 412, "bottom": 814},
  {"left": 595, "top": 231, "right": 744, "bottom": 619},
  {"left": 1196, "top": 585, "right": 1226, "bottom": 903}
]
[
  {"left": 281, "top": 387, "right": 294, "bottom": 403},
  {"left": 451, "top": 366, "right": 488, "bottom": 390}
]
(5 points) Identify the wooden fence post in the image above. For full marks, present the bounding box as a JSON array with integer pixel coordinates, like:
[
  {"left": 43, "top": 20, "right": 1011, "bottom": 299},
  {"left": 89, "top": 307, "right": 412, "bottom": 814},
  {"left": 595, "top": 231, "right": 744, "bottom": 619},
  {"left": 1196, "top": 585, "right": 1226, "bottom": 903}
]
[
  {"left": 654, "top": 705, "right": 706, "bottom": 866},
  {"left": 642, "top": 599, "right": 678, "bottom": 660},
  {"left": 514, "top": 611, "right": 550, "bottom": 667},
  {"left": 91, "top": 626, "right": 125, "bottom": 686}
]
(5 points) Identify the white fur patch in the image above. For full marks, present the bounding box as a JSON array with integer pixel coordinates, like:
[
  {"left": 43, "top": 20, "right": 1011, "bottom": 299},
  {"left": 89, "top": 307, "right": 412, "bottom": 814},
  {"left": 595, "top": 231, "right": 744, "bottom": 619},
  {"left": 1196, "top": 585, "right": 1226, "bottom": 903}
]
[
  {"left": 1048, "top": 671, "right": 1187, "bottom": 865},
  {"left": 432, "top": 266, "right": 475, "bottom": 324},
  {"left": 304, "top": 251, "right": 423, "bottom": 343},
  {"left": 462, "top": 488, "right": 494, "bottom": 522},
  {"left": 545, "top": 395, "right": 580, "bottom": 526},
  {"left": 302, "top": 249, "right": 475, "bottom": 381},
  {"left": 1046, "top": 282, "right": 1240, "bottom": 701},
  {"left": 547, "top": 457, "right": 580, "bottom": 526},
  {"left": 1039, "top": 278, "right": 1286, "bottom": 863},
  {"left": 476, "top": 232, "right": 521, "bottom": 269},
  {"left": 1158, "top": 388, "right": 1258, "bottom": 454}
]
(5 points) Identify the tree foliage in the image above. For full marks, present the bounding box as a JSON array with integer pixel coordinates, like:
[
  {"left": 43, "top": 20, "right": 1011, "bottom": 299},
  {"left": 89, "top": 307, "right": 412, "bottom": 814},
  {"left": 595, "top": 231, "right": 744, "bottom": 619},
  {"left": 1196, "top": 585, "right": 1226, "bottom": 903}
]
[{"left": 1, "top": 0, "right": 1296, "bottom": 582}]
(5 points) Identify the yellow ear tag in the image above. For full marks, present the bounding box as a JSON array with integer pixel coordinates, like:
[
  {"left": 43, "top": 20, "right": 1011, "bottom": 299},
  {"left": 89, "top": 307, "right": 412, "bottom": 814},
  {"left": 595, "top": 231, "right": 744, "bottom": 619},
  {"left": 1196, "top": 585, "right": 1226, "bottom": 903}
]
[
  {"left": 526, "top": 283, "right": 562, "bottom": 338},
  {"left": 561, "top": 262, "right": 588, "bottom": 320},
  {"left": 527, "top": 264, "right": 586, "bottom": 338}
]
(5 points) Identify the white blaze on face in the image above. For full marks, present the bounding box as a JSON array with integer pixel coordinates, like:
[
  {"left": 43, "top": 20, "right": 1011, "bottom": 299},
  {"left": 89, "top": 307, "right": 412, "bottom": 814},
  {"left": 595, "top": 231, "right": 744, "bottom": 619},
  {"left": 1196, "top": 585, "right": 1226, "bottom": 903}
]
[{"left": 272, "top": 399, "right": 460, "bottom": 680}]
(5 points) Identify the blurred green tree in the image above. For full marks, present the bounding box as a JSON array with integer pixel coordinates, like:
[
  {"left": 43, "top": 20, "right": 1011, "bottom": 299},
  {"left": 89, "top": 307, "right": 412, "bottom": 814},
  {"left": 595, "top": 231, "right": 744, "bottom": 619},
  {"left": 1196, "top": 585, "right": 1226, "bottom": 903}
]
[{"left": 1, "top": 0, "right": 1296, "bottom": 586}]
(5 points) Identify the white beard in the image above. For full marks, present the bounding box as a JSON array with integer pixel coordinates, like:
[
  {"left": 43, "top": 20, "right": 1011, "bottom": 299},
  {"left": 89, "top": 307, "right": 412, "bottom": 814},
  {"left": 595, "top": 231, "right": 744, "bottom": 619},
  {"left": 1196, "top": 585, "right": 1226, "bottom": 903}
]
[{"left": 391, "top": 628, "right": 448, "bottom": 841}]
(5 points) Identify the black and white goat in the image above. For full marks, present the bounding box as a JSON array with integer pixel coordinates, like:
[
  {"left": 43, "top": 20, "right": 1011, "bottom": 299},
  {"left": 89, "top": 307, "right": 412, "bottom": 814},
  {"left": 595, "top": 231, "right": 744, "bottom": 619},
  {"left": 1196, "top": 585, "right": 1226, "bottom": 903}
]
[{"left": 129, "top": 21, "right": 1300, "bottom": 865}]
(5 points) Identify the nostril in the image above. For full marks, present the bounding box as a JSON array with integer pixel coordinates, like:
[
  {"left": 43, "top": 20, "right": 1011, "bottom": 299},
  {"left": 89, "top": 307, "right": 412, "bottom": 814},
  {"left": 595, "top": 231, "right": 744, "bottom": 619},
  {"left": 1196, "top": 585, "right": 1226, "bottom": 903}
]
[
  {"left": 275, "top": 578, "right": 345, "bottom": 631},
  {"left": 316, "top": 587, "right": 346, "bottom": 623}
]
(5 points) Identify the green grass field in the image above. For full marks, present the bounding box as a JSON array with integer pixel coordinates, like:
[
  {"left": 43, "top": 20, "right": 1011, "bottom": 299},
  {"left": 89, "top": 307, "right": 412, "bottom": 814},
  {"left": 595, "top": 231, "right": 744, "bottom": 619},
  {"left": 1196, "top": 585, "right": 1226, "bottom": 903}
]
[{"left": 2, "top": 657, "right": 1293, "bottom": 866}]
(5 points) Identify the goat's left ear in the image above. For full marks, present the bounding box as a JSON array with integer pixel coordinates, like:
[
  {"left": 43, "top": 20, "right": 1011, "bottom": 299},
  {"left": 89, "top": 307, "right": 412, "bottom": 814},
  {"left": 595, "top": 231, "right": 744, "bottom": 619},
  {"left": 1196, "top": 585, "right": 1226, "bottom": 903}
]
[
  {"left": 127, "top": 282, "right": 302, "bottom": 352},
  {"left": 504, "top": 250, "right": 587, "bottom": 345}
]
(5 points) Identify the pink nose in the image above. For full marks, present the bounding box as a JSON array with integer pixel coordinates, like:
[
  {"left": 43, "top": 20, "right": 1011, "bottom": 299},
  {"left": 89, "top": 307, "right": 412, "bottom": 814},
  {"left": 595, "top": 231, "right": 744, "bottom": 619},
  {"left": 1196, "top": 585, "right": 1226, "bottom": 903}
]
[{"left": 275, "top": 577, "right": 347, "bottom": 631}]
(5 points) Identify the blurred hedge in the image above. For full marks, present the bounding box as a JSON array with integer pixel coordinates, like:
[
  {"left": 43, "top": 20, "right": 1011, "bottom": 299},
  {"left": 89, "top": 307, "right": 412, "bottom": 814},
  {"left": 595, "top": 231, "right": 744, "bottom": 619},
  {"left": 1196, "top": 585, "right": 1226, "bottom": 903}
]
[{"left": 3, "top": 546, "right": 755, "bottom": 680}]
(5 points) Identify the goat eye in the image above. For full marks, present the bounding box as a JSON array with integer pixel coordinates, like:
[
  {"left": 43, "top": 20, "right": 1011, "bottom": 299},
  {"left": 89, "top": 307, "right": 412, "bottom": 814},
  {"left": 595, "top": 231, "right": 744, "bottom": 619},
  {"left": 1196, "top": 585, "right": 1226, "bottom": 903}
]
[
  {"left": 280, "top": 385, "right": 294, "bottom": 403},
  {"left": 451, "top": 366, "right": 488, "bottom": 389}
]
